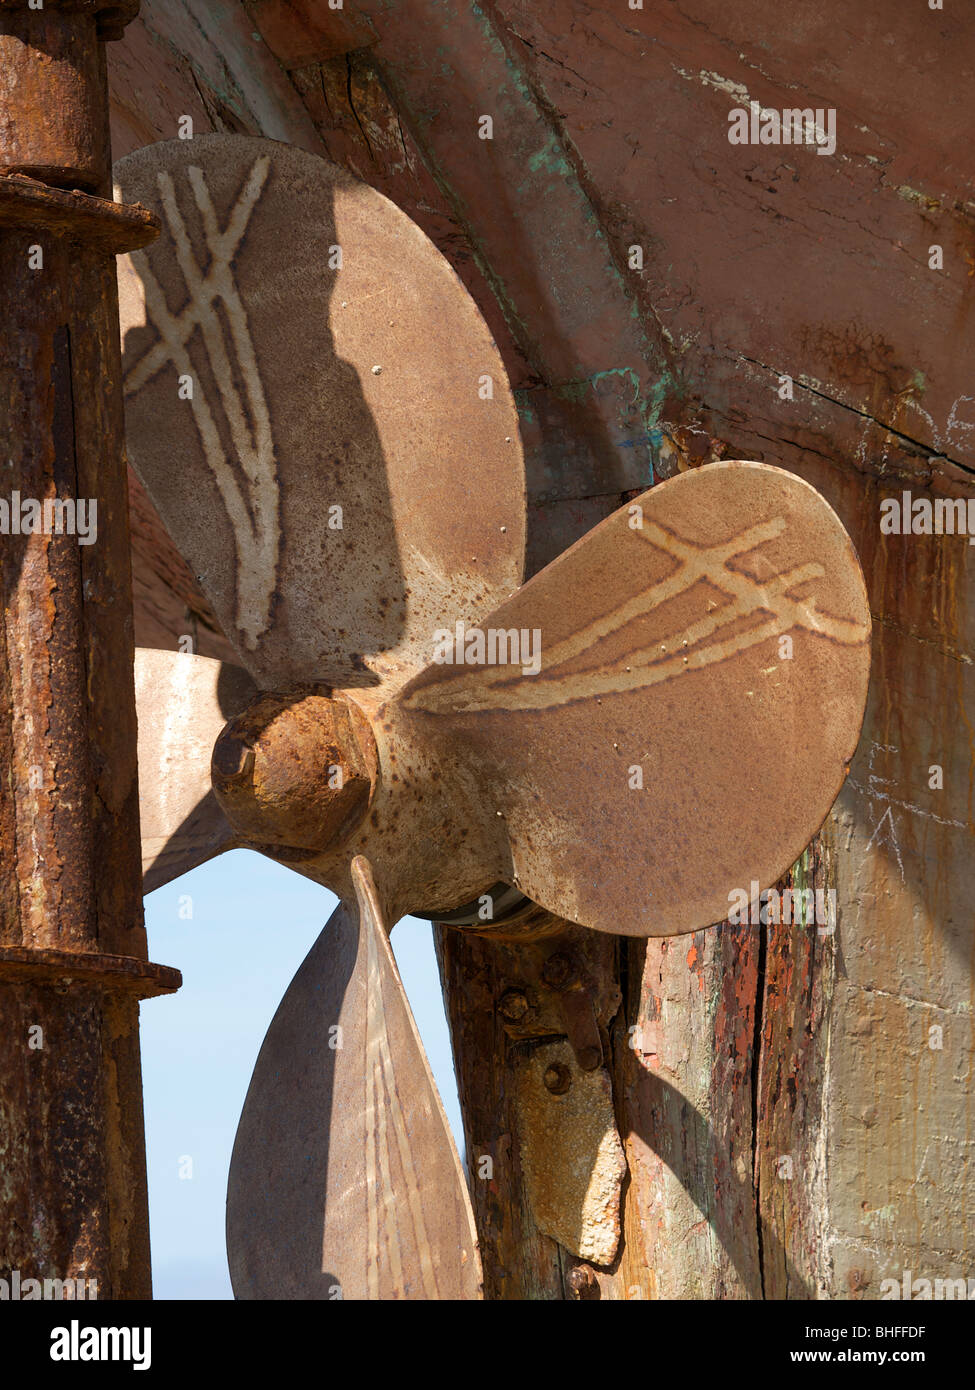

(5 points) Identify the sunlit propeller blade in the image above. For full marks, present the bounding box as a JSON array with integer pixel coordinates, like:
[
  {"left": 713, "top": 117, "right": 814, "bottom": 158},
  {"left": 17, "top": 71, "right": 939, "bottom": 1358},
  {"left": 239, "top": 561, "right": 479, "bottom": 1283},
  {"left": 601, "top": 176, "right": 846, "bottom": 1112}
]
[
  {"left": 399, "top": 461, "right": 871, "bottom": 937},
  {"left": 135, "top": 648, "right": 256, "bottom": 892},
  {"left": 226, "top": 856, "right": 482, "bottom": 1300}
]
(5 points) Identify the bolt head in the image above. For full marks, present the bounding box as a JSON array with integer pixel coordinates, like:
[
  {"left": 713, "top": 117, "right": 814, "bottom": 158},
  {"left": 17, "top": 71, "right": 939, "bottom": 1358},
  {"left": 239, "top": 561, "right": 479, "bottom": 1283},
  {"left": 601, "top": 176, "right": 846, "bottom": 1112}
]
[
  {"left": 497, "top": 988, "right": 530, "bottom": 1022},
  {"left": 568, "top": 1265, "right": 599, "bottom": 1300},
  {"left": 541, "top": 952, "right": 575, "bottom": 990},
  {"left": 543, "top": 1062, "right": 571, "bottom": 1095}
]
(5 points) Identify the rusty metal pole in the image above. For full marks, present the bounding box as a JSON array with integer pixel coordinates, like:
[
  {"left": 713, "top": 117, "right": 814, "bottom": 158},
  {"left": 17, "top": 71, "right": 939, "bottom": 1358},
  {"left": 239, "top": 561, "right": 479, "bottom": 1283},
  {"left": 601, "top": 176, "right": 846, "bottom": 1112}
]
[{"left": 0, "top": 0, "right": 178, "bottom": 1298}]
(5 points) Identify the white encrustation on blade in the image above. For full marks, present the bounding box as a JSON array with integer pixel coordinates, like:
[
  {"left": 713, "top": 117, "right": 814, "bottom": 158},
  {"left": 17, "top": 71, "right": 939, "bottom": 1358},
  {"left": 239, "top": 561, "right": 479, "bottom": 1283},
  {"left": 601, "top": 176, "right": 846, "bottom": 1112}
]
[
  {"left": 116, "top": 135, "right": 525, "bottom": 694},
  {"left": 399, "top": 461, "right": 871, "bottom": 938}
]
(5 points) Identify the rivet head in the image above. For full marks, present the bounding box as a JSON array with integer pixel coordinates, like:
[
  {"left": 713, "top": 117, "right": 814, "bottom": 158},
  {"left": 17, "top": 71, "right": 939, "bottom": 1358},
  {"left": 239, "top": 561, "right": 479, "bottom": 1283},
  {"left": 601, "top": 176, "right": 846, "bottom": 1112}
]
[
  {"left": 497, "top": 988, "right": 530, "bottom": 1022},
  {"left": 543, "top": 1062, "right": 571, "bottom": 1095}
]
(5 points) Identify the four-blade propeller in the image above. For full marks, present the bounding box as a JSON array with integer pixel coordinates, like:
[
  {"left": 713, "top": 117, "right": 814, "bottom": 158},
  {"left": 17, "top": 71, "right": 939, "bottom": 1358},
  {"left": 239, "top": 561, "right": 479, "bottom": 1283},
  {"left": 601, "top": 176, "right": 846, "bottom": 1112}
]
[{"left": 117, "top": 135, "right": 871, "bottom": 1300}]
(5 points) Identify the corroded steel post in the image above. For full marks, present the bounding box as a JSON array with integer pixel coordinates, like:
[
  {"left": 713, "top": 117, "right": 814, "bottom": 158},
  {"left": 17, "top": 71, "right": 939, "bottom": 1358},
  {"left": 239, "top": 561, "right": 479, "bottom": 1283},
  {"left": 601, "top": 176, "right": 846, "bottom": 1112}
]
[{"left": 0, "top": 0, "right": 178, "bottom": 1298}]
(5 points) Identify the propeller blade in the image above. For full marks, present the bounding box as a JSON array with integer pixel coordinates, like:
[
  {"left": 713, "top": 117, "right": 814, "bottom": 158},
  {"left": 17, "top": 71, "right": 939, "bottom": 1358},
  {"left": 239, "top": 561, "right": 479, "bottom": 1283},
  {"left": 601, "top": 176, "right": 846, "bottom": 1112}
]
[
  {"left": 135, "top": 648, "right": 256, "bottom": 892},
  {"left": 115, "top": 134, "right": 524, "bottom": 692},
  {"left": 399, "top": 461, "right": 871, "bottom": 937},
  {"left": 226, "top": 855, "right": 482, "bottom": 1300}
]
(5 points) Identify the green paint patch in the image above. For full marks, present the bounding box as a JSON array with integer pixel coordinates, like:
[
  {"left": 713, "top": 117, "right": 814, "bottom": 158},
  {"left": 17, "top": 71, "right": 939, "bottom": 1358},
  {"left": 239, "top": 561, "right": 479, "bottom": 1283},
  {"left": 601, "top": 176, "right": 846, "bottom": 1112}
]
[
  {"left": 528, "top": 138, "right": 573, "bottom": 180},
  {"left": 513, "top": 393, "right": 536, "bottom": 427}
]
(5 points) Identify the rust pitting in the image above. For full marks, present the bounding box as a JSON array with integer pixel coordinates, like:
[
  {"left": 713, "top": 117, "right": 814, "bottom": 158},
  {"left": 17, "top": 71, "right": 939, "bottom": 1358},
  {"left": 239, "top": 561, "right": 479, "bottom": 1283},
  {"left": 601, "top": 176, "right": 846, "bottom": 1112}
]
[{"left": 0, "top": 0, "right": 167, "bottom": 1297}]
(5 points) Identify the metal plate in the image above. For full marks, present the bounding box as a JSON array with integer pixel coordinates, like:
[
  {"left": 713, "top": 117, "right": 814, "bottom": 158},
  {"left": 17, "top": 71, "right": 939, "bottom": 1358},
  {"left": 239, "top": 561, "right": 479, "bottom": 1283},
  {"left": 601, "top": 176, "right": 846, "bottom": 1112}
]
[
  {"left": 227, "top": 857, "right": 482, "bottom": 1300},
  {"left": 115, "top": 134, "right": 525, "bottom": 691},
  {"left": 400, "top": 461, "right": 872, "bottom": 937},
  {"left": 513, "top": 1038, "right": 626, "bottom": 1265}
]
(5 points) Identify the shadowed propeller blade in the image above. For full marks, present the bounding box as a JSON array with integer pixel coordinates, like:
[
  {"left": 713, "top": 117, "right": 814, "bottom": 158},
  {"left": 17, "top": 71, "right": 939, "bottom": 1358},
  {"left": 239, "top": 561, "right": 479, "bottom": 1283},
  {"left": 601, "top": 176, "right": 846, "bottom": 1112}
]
[
  {"left": 135, "top": 648, "right": 256, "bottom": 892},
  {"left": 226, "top": 856, "right": 482, "bottom": 1300},
  {"left": 399, "top": 461, "right": 871, "bottom": 937},
  {"left": 115, "top": 135, "right": 524, "bottom": 693}
]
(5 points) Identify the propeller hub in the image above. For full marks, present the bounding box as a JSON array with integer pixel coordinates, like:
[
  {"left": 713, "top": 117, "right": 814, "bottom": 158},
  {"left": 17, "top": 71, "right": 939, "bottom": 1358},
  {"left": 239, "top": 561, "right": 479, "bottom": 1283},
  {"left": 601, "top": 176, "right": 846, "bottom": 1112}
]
[{"left": 211, "top": 692, "right": 378, "bottom": 854}]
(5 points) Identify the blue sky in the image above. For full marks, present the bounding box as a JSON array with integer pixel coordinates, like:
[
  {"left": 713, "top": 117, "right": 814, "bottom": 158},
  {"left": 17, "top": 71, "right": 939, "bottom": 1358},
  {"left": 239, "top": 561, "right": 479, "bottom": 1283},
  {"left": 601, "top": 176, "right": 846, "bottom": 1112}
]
[{"left": 140, "top": 849, "right": 462, "bottom": 1299}]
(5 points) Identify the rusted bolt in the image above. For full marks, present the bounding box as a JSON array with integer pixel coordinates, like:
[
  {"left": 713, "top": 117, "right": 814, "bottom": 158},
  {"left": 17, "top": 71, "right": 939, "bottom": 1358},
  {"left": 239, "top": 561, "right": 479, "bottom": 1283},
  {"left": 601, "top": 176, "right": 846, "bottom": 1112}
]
[
  {"left": 212, "top": 740, "right": 255, "bottom": 780},
  {"left": 541, "top": 951, "right": 576, "bottom": 991},
  {"left": 543, "top": 1062, "right": 571, "bottom": 1095},
  {"left": 497, "top": 988, "right": 530, "bottom": 1022},
  {"left": 568, "top": 1264, "right": 600, "bottom": 1300}
]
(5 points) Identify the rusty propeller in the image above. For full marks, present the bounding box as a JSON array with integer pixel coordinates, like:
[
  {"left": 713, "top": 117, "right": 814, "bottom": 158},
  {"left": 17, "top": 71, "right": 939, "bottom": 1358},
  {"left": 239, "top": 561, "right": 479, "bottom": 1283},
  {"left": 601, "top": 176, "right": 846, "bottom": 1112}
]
[{"left": 118, "top": 135, "right": 871, "bottom": 1300}]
